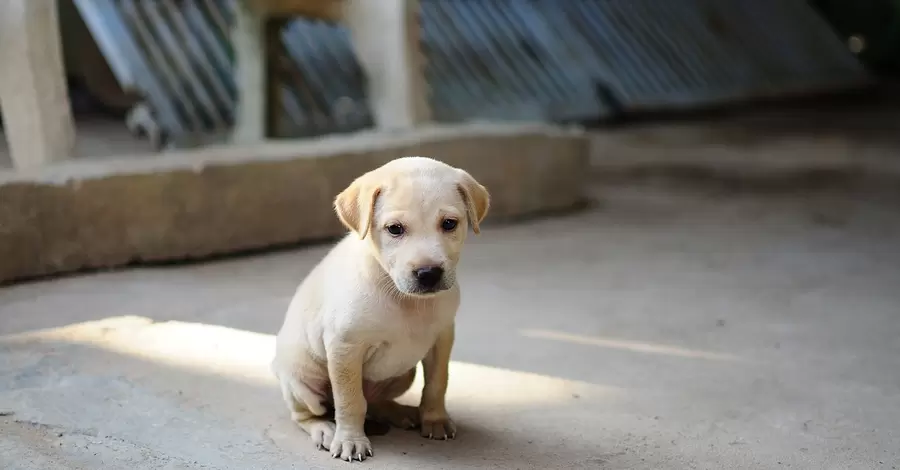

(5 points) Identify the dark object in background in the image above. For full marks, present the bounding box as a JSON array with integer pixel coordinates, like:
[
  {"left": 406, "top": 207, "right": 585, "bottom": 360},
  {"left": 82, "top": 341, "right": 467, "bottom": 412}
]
[
  {"left": 812, "top": 0, "right": 900, "bottom": 76},
  {"left": 59, "top": 0, "right": 140, "bottom": 118},
  {"left": 593, "top": 81, "right": 626, "bottom": 126}
]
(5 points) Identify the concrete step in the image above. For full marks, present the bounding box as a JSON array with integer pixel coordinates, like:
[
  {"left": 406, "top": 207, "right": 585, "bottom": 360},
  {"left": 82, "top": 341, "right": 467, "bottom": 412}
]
[{"left": 0, "top": 123, "right": 587, "bottom": 284}]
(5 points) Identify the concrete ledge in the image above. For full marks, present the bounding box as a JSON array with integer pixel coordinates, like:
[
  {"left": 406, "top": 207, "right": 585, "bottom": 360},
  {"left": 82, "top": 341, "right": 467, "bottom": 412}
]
[
  {"left": 588, "top": 104, "right": 900, "bottom": 184},
  {"left": 591, "top": 132, "right": 900, "bottom": 179},
  {"left": 0, "top": 123, "right": 588, "bottom": 283}
]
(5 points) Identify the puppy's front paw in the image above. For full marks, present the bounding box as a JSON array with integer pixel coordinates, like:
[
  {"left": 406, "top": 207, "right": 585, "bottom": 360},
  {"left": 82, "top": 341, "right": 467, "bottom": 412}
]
[
  {"left": 419, "top": 411, "right": 456, "bottom": 440},
  {"left": 329, "top": 427, "right": 373, "bottom": 462}
]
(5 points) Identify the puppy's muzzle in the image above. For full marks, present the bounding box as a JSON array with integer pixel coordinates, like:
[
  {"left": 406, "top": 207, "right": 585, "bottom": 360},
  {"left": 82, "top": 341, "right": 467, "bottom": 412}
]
[{"left": 413, "top": 265, "right": 445, "bottom": 293}]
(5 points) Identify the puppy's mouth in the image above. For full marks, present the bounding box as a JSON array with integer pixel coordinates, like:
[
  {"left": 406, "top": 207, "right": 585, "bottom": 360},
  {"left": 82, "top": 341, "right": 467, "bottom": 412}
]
[
  {"left": 405, "top": 283, "right": 452, "bottom": 296},
  {"left": 393, "top": 277, "right": 453, "bottom": 297}
]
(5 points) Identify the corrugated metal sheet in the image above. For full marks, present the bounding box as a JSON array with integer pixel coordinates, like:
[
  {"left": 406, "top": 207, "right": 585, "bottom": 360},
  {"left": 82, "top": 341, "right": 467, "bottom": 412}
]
[
  {"left": 422, "top": 0, "right": 868, "bottom": 122},
  {"left": 72, "top": 0, "right": 371, "bottom": 145},
  {"left": 72, "top": 0, "right": 868, "bottom": 146}
]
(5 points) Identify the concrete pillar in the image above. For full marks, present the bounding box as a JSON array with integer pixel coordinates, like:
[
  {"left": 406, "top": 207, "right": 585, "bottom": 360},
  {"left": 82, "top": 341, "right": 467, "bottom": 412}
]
[
  {"left": 344, "top": 0, "right": 431, "bottom": 130},
  {"left": 231, "top": 0, "right": 267, "bottom": 144},
  {"left": 0, "top": 0, "right": 75, "bottom": 170}
]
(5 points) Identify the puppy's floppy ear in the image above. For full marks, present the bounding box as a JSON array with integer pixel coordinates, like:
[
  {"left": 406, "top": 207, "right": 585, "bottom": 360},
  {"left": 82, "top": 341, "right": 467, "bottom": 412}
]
[
  {"left": 456, "top": 169, "right": 490, "bottom": 234},
  {"left": 334, "top": 176, "right": 381, "bottom": 239}
]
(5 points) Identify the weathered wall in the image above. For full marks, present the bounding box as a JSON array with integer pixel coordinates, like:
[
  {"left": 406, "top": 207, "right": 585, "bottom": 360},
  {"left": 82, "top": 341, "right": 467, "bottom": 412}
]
[{"left": 0, "top": 123, "right": 588, "bottom": 283}]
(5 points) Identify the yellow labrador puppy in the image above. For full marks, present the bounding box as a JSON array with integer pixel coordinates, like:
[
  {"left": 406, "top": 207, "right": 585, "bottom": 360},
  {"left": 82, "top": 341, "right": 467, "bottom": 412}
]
[{"left": 272, "top": 156, "right": 490, "bottom": 462}]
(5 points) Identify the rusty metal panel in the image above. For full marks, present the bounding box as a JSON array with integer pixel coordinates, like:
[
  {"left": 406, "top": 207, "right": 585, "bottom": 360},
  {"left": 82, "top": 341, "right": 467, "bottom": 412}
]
[
  {"left": 72, "top": 0, "right": 868, "bottom": 146},
  {"left": 242, "top": 0, "right": 343, "bottom": 21}
]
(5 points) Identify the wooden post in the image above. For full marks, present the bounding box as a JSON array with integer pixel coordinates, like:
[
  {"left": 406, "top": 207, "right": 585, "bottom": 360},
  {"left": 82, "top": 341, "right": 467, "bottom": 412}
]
[
  {"left": 0, "top": 0, "right": 75, "bottom": 169},
  {"left": 344, "top": 0, "right": 431, "bottom": 130},
  {"left": 232, "top": 0, "right": 267, "bottom": 144}
]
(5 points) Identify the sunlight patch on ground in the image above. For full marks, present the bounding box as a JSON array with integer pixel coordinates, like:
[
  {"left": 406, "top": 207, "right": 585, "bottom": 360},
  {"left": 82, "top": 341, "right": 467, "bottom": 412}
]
[
  {"left": 3, "top": 317, "right": 620, "bottom": 407},
  {"left": 521, "top": 329, "right": 745, "bottom": 362}
]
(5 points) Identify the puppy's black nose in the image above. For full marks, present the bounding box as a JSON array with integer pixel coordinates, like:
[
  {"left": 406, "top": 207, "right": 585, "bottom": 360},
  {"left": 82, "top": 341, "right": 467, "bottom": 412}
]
[{"left": 413, "top": 266, "right": 444, "bottom": 290}]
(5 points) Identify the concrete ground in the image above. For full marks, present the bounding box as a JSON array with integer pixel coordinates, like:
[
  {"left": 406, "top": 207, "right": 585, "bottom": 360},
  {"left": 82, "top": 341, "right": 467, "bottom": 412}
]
[{"left": 1, "top": 177, "right": 899, "bottom": 470}]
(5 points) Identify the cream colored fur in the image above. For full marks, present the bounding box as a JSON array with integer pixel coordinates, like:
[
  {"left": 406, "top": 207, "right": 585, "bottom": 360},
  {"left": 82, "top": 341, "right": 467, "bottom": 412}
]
[{"left": 272, "top": 156, "right": 490, "bottom": 462}]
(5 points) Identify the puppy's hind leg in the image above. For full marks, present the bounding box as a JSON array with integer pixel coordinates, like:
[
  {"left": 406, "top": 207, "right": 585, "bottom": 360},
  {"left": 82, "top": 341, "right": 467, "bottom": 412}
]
[
  {"left": 367, "top": 368, "right": 420, "bottom": 430},
  {"left": 278, "top": 376, "right": 335, "bottom": 450}
]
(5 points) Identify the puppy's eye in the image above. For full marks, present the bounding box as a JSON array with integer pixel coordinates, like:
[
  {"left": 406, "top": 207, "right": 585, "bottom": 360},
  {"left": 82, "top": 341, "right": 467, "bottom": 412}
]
[
  {"left": 441, "top": 218, "right": 458, "bottom": 232},
  {"left": 386, "top": 223, "right": 405, "bottom": 237}
]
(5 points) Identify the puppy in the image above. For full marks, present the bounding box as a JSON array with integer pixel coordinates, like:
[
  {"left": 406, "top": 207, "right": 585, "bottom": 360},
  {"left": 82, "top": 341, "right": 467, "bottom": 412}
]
[{"left": 272, "top": 156, "right": 490, "bottom": 462}]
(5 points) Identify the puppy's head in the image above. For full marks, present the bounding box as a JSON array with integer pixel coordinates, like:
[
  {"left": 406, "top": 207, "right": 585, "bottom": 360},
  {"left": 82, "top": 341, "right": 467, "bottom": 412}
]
[{"left": 334, "top": 156, "right": 490, "bottom": 296}]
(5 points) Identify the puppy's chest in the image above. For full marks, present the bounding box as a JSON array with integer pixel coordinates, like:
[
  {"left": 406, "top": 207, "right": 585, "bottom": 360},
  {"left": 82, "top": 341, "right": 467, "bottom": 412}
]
[{"left": 361, "top": 318, "right": 446, "bottom": 381}]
